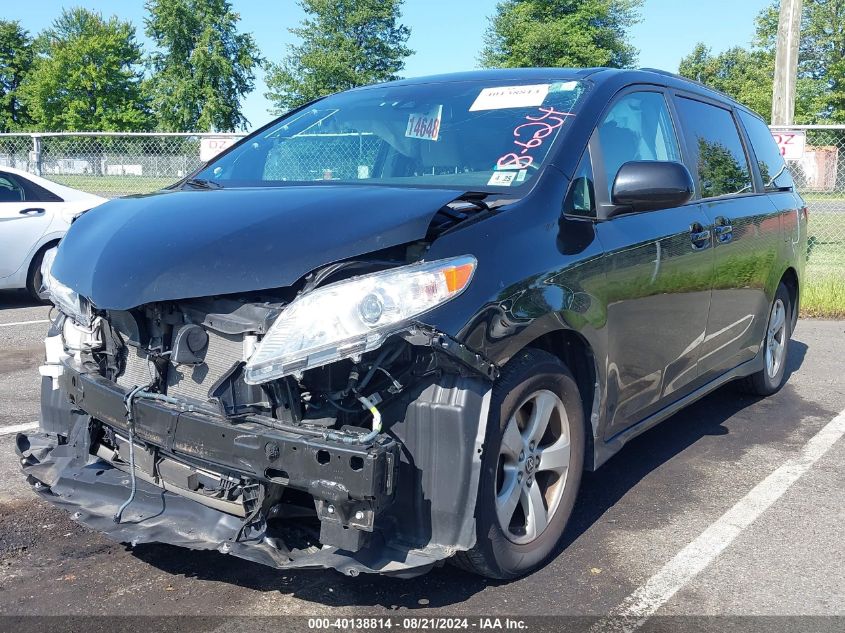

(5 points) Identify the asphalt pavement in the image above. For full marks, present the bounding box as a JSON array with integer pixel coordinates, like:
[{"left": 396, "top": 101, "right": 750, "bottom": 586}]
[{"left": 0, "top": 288, "right": 843, "bottom": 631}]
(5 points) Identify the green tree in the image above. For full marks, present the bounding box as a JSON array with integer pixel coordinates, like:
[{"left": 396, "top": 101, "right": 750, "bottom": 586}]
[
  {"left": 479, "top": 0, "right": 643, "bottom": 69},
  {"left": 265, "top": 0, "right": 413, "bottom": 113},
  {"left": 680, "top": 0, "right": 845, "bottom": 123},
  {"left": 797, "top": 0, "right": 845, "bottom": 120},
  {"left": 0, "top": 21, "right": 34, "bottom": 132},
  {"left": 145, "top": 0, "right": 262, "bottom": 132},
  {"left": 678, "top": 44, "right": 775, "bottom": 119},
  {"left": 18, "top": 8, "right": 150, "bottom": 131}
]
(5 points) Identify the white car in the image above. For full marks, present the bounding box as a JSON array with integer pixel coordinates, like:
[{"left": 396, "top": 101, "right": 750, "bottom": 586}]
[{"left": 0, "top": 166, "right": 106, "bottom": 300}]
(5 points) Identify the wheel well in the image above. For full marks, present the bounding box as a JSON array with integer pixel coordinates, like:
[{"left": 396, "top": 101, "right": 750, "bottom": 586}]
[
  {"left": 780, "top": 267, "right": 799, "bottom": 327},
  {"left": 26, "top": 239, "right": 60, "bottom": 291},
  {"left": 526, "top": 329, "right": 599, "bottom": 470},
  {"left": 28, "top": 239, "right": 60, "bottom": 275}
]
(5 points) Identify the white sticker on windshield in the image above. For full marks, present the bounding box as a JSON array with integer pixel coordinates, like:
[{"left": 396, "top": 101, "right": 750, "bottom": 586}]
[
  {"left": 488, "top": 171, "right": 517, "bottom": 187},
  {"left": 549, "top": 81, "right": 579, "bottom": 93},
  {"left": 405, "top": 105, "right": 443, "bottom": 141},
  {"left": 470, "top": 84, "right": 550, "bottom": 111}
]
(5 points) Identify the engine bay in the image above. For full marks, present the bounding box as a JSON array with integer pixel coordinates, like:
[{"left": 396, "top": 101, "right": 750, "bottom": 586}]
[{"left": 39, "top": 260, "right": 495, "bottom": 562}]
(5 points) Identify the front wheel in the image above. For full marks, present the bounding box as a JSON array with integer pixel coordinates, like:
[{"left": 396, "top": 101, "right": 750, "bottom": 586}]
[{"left": 452, "top": 349, "right": 585, "bottom": 579}]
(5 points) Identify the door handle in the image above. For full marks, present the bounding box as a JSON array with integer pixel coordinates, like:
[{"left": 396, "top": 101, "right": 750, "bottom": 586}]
[
  {"left": 19, "top": 208, "right": 45, "bottom": 216},
  {"left": 713, "top": 216, "right": 733, "bottom": 243},
  {"left": 690, "top": 223, "right": 711, "bottom": 250}
]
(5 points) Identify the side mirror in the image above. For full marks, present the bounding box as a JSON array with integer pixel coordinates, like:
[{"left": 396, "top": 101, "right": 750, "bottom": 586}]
[{"left": 610, "top": 161, "right": 694, "bottom": 216}]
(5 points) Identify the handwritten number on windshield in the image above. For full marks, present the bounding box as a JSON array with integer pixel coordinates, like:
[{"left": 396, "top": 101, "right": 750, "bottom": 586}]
[{"left": 497, "top": 107, "right": 574, "bottom": 170}]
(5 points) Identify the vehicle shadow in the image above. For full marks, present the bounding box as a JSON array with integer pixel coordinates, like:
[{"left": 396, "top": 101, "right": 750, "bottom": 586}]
[
  {"left": 131, "top": 341, "right": 814, "bottom": 609},
  {"left": 561, "top": 339, "right": 814, "bottom": 547},
  {"left": 0, "top": 289, "right": 43, "bottom": 309}
]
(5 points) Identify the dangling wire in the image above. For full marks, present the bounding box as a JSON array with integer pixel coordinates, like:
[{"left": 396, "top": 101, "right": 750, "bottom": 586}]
[{"left": 113, "top": 383, "right": 148, "bottom": 523}]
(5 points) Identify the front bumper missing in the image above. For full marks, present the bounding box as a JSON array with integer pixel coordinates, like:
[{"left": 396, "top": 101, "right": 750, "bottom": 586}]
[
  {"left": 17, "top": 427, "right": 448, "bottom": 576},
  {"left": 20, "top": 358, "right": 492, "bottom": 577}
]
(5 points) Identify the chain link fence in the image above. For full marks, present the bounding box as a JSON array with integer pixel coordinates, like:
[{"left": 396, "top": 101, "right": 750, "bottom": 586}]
[
  {"left": 0, "top": 131, "right": 388, "bottom": 198},
  {"left": 0, "top": 132, "right": 243, "bottom": 198},
  {"left": 771, "top": 125, "right": 845, "bottom": 315},
  {"left": 0, "top": 128, "right": 842, "bottom": 312}
]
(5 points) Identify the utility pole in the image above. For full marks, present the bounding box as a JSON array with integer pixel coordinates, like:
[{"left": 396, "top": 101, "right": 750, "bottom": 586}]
[{"left": 771, "top": 0, "right": 803, "bottom": 125}]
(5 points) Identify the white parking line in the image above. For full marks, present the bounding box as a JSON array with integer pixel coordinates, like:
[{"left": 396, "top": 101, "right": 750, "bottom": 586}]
[
  {"left": 0, "top": 319, "right": 49, "bottom": 328},
  {"left": 0, "top": 422, "right": 38, "bottom": 437},
  {"left": 592, "top": 408, "right": 845, "bottom": 633}
]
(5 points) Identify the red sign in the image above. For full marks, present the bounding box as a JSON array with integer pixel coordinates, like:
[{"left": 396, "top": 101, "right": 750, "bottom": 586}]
[
  {"left": 771, "top": 130, "right": 806, "bottom": 160},
  {"left": 200, "top": 137, "right": 238, "bottom": 162}
]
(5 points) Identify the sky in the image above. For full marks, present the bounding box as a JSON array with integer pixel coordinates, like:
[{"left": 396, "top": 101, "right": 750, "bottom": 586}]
[{"left": 7, "top": 0, "right": 773, "bottom": 131}]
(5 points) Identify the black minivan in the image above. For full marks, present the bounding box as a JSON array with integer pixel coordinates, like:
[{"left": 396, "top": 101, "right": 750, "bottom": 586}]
[{"left": 21, "top": 68, "right": 806, "bottom": 579}]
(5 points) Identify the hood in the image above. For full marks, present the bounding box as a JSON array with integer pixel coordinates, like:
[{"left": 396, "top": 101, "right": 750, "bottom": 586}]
[{"left": 51, "top": 185, "right": 463, "bottom": 310}]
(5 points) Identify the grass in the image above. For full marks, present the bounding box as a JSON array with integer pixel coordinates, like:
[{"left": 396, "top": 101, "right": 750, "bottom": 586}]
[
  {"left": 802, "top": 212, "right": 845, "bottom": 319},
  {"left": 801, "top": 272, "right": 845, "bottom": 318},
  {"left": 801, "top": 192, "right": 845, "bottom": 203},
  {"left": 49, "top": 175, "right": 178, "bottom": 197}
]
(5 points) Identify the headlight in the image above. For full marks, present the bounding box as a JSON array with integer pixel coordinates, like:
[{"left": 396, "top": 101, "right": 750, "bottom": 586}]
[
  {"left": 42, "top": 249, "right": 91, "bottom": 325},
  {"left": 244, "top": 256, "right": 476, "bottom": 384}
]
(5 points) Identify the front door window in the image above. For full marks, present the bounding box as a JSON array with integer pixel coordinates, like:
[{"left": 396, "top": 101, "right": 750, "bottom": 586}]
[{"left": 597, "top": 91, "right": 681, "bottom": 197}]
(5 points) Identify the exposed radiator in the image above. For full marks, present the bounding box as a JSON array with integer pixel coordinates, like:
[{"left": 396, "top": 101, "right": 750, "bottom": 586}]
[
  {"left": 166, "top": 330, "right": 243, "bottom": 404},
  {"left": 116, "top": 345, "right": 157, "bottom": 390}
]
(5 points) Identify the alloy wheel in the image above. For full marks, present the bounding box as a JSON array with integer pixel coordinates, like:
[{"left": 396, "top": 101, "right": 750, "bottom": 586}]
[
  {"left": 495, "top": 389, "right": 571, "bottom": 544},
  {"left": 765, "top": 298, "right": 787, "bottom": 379}
]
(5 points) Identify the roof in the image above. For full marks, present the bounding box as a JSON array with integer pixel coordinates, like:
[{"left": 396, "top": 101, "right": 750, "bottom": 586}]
[
  {"left": 352, "top": 67, "right": 757, "bottom": 117},
  {"left": 350, "top": 67, "right": 604, "bottom": 90}
]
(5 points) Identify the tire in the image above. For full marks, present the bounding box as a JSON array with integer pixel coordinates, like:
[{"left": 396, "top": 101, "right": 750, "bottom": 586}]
[
  {"left": 741, "top": 282, "right": 792, "bottom": 396},
  {"left": 25, "top": 244, "right": 53, "bottom": 303},
  {"left": 453, "top": 348, "right": 585, "bottom": 579}
]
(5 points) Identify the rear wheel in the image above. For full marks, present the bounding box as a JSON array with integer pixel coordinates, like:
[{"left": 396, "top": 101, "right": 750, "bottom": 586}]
[
  {"left": 742, "top": 282, "right": 791, "bottom": 396},
  {"left": 453, "top": 349, "right": 585, "bottom": 579}
]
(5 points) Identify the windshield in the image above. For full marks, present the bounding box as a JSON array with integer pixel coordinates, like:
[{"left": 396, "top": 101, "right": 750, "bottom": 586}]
[{"left": 196, "top": 78, "right": 588, "bottom": 191}]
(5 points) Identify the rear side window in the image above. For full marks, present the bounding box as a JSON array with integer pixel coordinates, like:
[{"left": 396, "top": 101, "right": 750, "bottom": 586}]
[
  {"left": 739, "top": 111, "right": 795, "bottom": 191},
  {"left": 20, "top": 177, "right": 63, "bottom": 203},
  {"left": 597, "top": 91, "right": 680, "bottom": 197},
  {"left": 674, "top": 97, "right": 753, "bottom": 199},
  {"left": 0, "top": 173, "right": 25, "bottom": 202}
]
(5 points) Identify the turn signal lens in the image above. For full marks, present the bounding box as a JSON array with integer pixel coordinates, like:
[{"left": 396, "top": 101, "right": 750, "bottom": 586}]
[{"left": 443, "top": 262, "right": 474, "bottom": 294}]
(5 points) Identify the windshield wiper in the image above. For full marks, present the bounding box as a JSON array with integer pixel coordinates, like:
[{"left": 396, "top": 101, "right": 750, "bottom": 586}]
[
  {"left": 184, "top": 177, "right": 224, "bottom": 190},
  {"left": 449, "top": 191, "right": 492, "bottom": 212},
  {"left": 431, "top": 192, "right": 497, "bottom": 236},
  {"left": 451, "top": 191, "right": 513, "bottom": 212}
]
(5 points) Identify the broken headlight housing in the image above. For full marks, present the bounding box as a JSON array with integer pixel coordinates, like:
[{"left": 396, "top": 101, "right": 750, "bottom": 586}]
[
  {"left": 244, "top": 256, "right": 476, "bottom": 384},
  {"left": 41, "top": 248, "right": 91, "bottom": 325}
]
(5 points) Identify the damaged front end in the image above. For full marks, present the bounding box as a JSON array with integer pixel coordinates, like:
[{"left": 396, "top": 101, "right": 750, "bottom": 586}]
[{"left": 20, "top": 256, "right": 495, "bottom": 577}]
